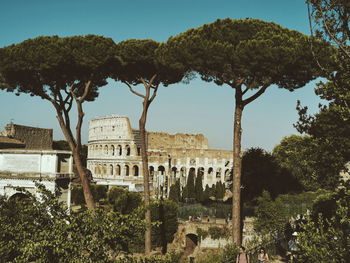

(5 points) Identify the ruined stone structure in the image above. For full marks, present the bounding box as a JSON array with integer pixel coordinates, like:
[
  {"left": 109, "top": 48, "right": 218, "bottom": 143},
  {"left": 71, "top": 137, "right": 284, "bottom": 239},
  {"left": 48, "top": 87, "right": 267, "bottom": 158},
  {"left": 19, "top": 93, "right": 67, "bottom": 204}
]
[
  {"left": 0, "top": 123, "right": 53, "bottom": 150},
  {"left": 87, "top": 115, "right": 233, "bottom": 195},
  {"left": 0, "top": 124, "right": 72, "bottom": 206}
]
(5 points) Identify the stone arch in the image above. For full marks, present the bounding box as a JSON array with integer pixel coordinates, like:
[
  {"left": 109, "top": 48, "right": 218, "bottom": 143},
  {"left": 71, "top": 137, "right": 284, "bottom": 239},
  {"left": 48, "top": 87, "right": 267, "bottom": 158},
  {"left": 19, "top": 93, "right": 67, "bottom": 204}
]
[
  {"left": 224, "top": 169, "right": 230, "bottom": 177},
  {"left": 171, "top": 167, "right": 177, "bottom": 177},
  {"left": 104, "top": 145, "right": 108, "bottom": 155},
  {"left": 197, "top": 167, "right": 205, "bottom": 177},
  {"left": 117, "top": 145, "right": 122, "bottom": 156},
  {"left": 158, "top": 165, "right": 165, "bottom": 175},
  {"left": 137, "top": 147, "right": 141, "bottom": 156},
  {"left": 115, "top": 164, "right": 121, "bottom": 176},
  {"left": 99, "top": 145, "right": 103, "bottom": 154},
  {"left": 133, "top": 165, "right": 139, "bottom": 176},
  {"left": 185, "top": 233, "right": 198, "bottom": 254},
  {"left": 149, "top": 166, "right": 154, "bottom": 178},
  {"left": 9, "top": 192, "right": 30, "bottom": 201},
  {"left": 216, "top": 168, "right": 222, "bottom": 178},
  {"left": 103, "top": 164, "right": 107, "bottom": 174},
  {"left": 125, "top": 145, "right": 131, "bottom": 156},
  {"left": 189, "top": 167, "right": 196, "bottom": 177},
  {"left": 208, "top": 167, "right": 213, "bottom": 175},
  {"left": 180, "top": 167, "right": 186, "bottom": 176},
  {"left": 111, "top": 145, "right": 115, "bottom": 156},
  {"left": 125, "top": 165, "right": 130, "bottom": 176},
  {"left": 109, "top": 164, "right": 114, "bottom": 175}
]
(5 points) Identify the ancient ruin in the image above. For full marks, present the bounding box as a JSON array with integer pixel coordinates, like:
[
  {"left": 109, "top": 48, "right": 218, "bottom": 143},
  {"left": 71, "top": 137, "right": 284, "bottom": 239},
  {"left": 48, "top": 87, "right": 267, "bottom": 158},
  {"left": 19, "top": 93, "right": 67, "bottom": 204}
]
[{"left": 87, "top": 115, "right": 233, "bottom": 195}]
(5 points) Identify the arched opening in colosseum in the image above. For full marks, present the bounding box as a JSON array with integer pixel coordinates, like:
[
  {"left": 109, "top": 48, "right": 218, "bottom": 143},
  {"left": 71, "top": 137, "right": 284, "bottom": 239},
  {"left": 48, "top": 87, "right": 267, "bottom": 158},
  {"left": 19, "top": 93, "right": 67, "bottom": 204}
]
[
  {"left": 180, "top": 167, "right": 186, "bottom": 176},
  {"left": 189, "top": 167, "right": 196, "bottom": 177},
  {"left": 149, "top": 166, "right": 154, "bottom": 178},
  {"left": 97, "top": 164, "right": 102, "bottom": 174},
  {"left": 103, "top": 164, "right": 107, "bottom": 174},
  {"left": 125, "top": 165, "right": 130, "bottom": 176},
  {"left": 111, "top": 145, "right": 115, "bottom": 156},
  {"left": 104, "top": 145, "right": 108, "bottom": 155},
  {"left": 208, "top": 167, "right": 213, "bottom": 177},
  {"left": 94, "top": 165, "right": 98, "bottom": 174},
  {"left": 216, "top": 168, "right": 222, "bottom": 178},
  {"left": 99, "top": 145, "right": 102, "bottom": 153},
  {"left": 158, "top": 166, "right": 165, "bottom": 175},
  {"left": 224, "top": 169, "right": 230, "bottom": 178},
  {"left": 137, "top": 147, "right": 141, "bottom": 156},
  {"left": 171, "top": 167, "right": 177, "bottom": 177},
  {"left": 125, "top": 145, "right": 131, "bottom": 156},
  {"left": 197, "top": 167, "right": 205, "bottom": 179},
  {"left": 133, "top": 165, "right": 139, "bottom": 176},
  {"left": 115, "top": 165, "right": 121, "bottom": 176},
  {"left": 109, "top": 164, "right": 114, "bottom": 175}
]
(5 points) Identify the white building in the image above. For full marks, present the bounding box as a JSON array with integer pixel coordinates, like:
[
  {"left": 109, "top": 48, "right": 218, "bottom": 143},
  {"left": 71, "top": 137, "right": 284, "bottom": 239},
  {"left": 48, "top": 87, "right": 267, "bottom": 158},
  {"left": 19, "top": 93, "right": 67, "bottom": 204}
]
[{"left": 0, "top": 124, "right": 73, "bottom": 206}]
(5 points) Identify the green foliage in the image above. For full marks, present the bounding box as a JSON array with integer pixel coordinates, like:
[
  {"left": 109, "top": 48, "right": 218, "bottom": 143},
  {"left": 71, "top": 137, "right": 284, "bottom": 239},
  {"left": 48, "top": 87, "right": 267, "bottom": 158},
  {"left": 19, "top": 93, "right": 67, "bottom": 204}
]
[
  {"left": 242, "top": 147, "right": 302, "bottom": 203},
  {"left": 150, "top": 199, "right": 179, "bottom": 250},
  {"left": 194, "top": 243, "right": 239, "bottom": 263},
  {"left": 215, "top": 181, "right": 225, "bottom": 201},
  {"left": 254, "top": 190, "right": 322, "bottom": 234},
  {"left": 168, "top": 179, "right": 181, "bottom": 203},
  {"left": 115, "top": 251, "right": 181, "bottom": 263},
  {"left": 183, "top": 170, "right": 195, "bottom": 201},
  {"left": 273, "top": 134, "right": 344, "bottom": 190},
  {"left": 0, "top": 35, "right": 117, "bottom": 100},
  {"left": 71, "top": 184, "right": 108, "bottom": 205},
  {"left": 108, "top": 187, "right": 142, "bottom": 214},
  {"left": 178, "top": 202, "right": 231, "bottom": 219},
  {"left": 0, "top": 184, "right": 144, "bottom": 262},
  {"left": 195, "top": 174, "right": 204, "bottom": 202},
  {"left": 298, "top": 182, "right": 350, "bottom": 262}
]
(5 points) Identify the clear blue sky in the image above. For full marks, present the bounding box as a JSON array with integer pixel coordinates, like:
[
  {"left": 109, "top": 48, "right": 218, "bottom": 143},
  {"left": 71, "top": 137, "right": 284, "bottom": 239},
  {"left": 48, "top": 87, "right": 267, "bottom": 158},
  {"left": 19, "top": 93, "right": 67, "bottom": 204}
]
[{"left": 0, "top": 0, "right": 323, "bottom": 151}]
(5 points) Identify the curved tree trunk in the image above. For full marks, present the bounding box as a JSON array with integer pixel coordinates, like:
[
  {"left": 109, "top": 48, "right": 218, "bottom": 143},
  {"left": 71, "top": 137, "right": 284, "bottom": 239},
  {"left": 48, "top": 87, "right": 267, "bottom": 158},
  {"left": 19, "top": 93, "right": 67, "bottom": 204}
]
[
  {"left": 140, "top": 112, "right": 152, "bottom": 255},
  {"left": 56, "top": 110, "right": 95, "bottom": 210},
  {"left": 232, "top": 102, "right": 243, "bottom": 245}
]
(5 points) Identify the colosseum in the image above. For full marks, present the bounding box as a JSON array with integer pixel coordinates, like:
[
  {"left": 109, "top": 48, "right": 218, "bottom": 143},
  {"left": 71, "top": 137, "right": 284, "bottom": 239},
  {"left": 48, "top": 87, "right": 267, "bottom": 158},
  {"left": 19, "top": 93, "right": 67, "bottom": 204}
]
[{"left": 87, "top": 115, "right": 233, "bottom": 196}]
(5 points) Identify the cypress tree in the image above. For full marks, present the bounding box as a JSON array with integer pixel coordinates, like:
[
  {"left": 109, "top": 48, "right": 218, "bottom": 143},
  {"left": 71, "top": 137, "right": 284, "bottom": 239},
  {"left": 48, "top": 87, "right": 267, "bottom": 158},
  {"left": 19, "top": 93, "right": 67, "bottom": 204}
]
[{"left": 195, "top": 174, "right": 204, "bottom": 203}]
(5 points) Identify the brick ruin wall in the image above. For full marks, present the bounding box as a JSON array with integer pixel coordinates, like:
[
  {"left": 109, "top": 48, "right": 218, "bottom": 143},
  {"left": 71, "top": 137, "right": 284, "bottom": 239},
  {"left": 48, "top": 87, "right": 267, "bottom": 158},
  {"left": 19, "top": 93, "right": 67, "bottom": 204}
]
[
  {"left": 147, "top": 132, "right": 209, "bottom": 150},
  {"left": 3, "top": 124, "right": 53, "bottom": 150}
]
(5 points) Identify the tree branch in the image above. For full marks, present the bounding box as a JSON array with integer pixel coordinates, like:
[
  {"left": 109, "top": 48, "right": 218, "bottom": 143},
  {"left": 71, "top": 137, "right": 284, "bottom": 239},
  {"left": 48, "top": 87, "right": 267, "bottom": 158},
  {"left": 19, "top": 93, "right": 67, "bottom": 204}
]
[
  {"left": 319, "top": 3, "right": 350, "bottom": 59},
  {"left": 80, "top": 80, "right": 91, "bottom": 103},
  {"left": 123, "top": 81, "right": 146, "bottom": 98},
  {"left": 242, "top": 84, "right": 269, "bottom": 106}
]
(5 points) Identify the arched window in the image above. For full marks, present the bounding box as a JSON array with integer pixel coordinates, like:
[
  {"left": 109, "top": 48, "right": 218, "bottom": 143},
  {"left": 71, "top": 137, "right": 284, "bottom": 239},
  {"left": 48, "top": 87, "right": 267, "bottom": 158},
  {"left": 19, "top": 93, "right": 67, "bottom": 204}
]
[
  {"left": 172, "top": 167, "right": 177, "bottom": 177},
  {"left": 103, "top": 164, "right": 107, "bottom": 174},
  {"left": 117, "top": 145, "right": 122, "bottom": 156},
  {"left": 133, "top": 165, "right": 139, "bottom": 176},
  {"left": 125, "top": 165, "right": 129, "bottom": 176},
  {"left": 137, "top": 147, "right": 141, "bottom": 156},
  {"left": 104, "top": 145, "right": 108, "bottom": 155},
  {"left": 115, "top": 165, "right": 121, "bottom": 176},
  {"left": 110, "top": 164, "right": 114, "bottom": 175},
  {"left": 180, "top": 167, "right": 186, "bottom": 176},
  {"left": 208, "top": 167, "right": 213, "bottom": 175},
  {"left": 111, "top": 145, "right": 115, "bottom": 156},
  {"left": 216, "top": 168, "right": 222, "bottom": 178},
  {"left": 149, "top": 166, "right": 154, "bottom": 178},
  {"left": 125, "top": 145, "right": 131, "bottom": 156},
  {"left": 99, "top": 145, "right": 103, "bottom": 153},
  {"left": 158, "top": 166, "right": 165, "bottom": 175}
]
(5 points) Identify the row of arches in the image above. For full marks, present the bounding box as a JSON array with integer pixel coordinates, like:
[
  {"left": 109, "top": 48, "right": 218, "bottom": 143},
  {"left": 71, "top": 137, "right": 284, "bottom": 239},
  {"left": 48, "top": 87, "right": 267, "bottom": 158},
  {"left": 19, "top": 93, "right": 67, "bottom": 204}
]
[
  {"left": 90, "top": 144, "right": 141, "bottom": 157},
  {"left": 94, "top": 163, "right": 139, "bottom": 176},
  {"left": 91, "top": 163, "right": 232, "bottom": 180}
]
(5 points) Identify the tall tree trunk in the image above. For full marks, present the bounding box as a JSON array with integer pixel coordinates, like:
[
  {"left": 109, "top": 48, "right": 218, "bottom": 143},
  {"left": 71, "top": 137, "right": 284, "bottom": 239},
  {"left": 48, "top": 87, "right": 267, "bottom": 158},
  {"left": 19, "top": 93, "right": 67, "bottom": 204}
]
[
  {"left": 232, "top": 102, "right": 243, "bottom": 245},
  {"left": 140, "top": 110, "right": 152, "bottom": 255},
  {"left": 56, "top": 109, "right": 95, "bottom": 210}
]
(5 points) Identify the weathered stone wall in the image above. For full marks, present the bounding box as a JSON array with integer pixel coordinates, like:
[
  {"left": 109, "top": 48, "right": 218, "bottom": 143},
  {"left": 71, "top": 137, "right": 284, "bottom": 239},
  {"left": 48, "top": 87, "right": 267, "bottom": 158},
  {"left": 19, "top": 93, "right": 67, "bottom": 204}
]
[
  {"left": 147, "top": 132, "right": 209, "bottom": 150},
  {"left": 2, "top": 124, "right": 52, "bottom": 150}
]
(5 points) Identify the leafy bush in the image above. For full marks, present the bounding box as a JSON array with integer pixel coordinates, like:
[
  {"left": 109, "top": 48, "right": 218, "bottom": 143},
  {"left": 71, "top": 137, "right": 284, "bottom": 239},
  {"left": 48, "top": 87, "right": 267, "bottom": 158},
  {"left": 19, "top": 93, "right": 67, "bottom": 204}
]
[
  {"left": 0, "top": 184, "right": 144, "bottom": 262},
  {"left": 71, "top": 184, "right": 108, "bottom": 205},
  {"left": 298, "top": 183, "right": 350, "bottom": 263}
]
